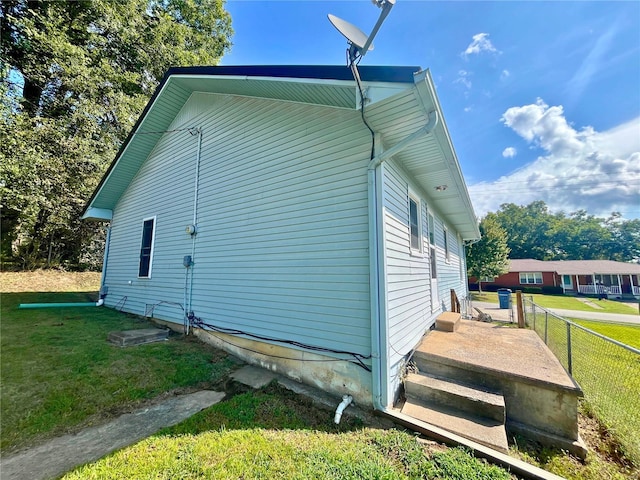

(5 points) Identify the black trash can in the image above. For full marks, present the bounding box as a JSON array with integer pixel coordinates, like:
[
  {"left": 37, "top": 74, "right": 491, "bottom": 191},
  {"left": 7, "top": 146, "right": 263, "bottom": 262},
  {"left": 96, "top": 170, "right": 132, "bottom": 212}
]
[{"left": 497, "top": 288, "right": 512, "bottom": 309}]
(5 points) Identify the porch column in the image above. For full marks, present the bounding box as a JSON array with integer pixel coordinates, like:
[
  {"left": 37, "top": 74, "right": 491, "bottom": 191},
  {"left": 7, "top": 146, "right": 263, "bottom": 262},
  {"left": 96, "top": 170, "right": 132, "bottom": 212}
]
[
  {"left": 592, "top": 274, "right": 596, "bottom": 294},
  {"left": 618, "top": 274, "right": 622, "bottom": 294},
  {"left": 576, "top": 275, "right": 580, "bottom": 293}
]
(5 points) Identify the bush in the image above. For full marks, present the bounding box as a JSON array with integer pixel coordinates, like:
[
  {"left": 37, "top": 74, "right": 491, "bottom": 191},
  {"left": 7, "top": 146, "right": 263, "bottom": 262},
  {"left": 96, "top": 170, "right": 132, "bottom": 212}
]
[{"left": 541, "top": 285, "right": 564, "bottom": 295}]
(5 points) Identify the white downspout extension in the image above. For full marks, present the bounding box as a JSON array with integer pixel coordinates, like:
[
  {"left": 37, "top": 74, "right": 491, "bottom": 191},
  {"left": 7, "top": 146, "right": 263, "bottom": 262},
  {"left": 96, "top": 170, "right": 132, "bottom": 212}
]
[
  {"left": 367, "top": 111, "right": 439, "bottom": 411},
  {"left": 334, "top": 395, "right": 353, "bottom": 424}
]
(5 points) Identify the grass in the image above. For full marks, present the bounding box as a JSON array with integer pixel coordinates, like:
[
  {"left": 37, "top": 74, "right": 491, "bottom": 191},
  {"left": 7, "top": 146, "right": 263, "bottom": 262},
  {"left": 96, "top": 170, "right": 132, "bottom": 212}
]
[
  {"left": 526, "top": 308, "right": 640, "bottom": 468},
  {"left": 0, "top": 291, "right": 235, "bottom": 452},
  {"left": 63, "top": 383, "right": 514, "bottom": 480},
  {"left": 512, "top": 403, "right": 639, "bottom": 480},
  {"left": 472, "top": 291, "right": 639, "bottom": 315},
  {"left": 571, "top": 319, "right": 640, "bottom": 349},
  {"left": 3, "top": 271, "right": 638, "bottom": 479}
]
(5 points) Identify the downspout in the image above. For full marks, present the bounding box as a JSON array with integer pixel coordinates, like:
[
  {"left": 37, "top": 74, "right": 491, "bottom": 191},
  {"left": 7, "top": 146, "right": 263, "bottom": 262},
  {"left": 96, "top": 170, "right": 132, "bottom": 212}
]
[
  {"left": 368, "top": 111, "right": 438, "bottom": 410},
  {"left": 97, "top": 224, "right": 112, "bottom": 306}
]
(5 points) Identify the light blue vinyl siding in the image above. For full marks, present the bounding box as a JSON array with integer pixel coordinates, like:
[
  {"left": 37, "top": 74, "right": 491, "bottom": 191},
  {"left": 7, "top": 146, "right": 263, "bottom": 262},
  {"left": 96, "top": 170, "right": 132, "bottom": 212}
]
[
  {"left": 382, "top": 159, "right": 434, "bottom": 399},
  {"left": 432, "top": 216, "right": 467, "bottom": 308},
  {"left": 103, "top": 92, "right": 373, "bottom": 357},
  {"left": 381, "top": 158, "right": 468, "bottom": 401}
]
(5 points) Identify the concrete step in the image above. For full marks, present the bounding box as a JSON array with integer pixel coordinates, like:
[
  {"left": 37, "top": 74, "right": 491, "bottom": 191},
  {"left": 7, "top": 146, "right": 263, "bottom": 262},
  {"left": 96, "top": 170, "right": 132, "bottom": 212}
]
[
  {"left": 108, "top": 328, "right": 169, "bottom": 347},
  {"left": 401, "top": 399, "right": 509, "bottom": 453},
  {"left": 412, "top": 350, "right": 503, "bottom": 392},
  {"left": 404, "top": 372, "right": 505, "bottom": 422}
]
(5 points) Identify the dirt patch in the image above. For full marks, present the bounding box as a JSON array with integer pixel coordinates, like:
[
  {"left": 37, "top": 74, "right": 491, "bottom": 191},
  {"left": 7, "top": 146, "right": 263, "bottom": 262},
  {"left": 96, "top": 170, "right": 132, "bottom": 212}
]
[
  {"left": 0, "top": 270, "right": 101, "bottom": 293},
  {"left": 579, "top": 408, "right": 638, "bottom": 473}
]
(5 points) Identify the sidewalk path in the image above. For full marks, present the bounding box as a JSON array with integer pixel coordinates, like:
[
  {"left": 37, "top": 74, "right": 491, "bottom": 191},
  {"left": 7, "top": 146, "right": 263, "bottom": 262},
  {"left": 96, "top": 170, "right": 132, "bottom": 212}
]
[
  {"left": 0, "top": 390, "right": 225, "bottom": 480},
  {"left": 473, "top": 301, "right": 640, "bottom": 325}
]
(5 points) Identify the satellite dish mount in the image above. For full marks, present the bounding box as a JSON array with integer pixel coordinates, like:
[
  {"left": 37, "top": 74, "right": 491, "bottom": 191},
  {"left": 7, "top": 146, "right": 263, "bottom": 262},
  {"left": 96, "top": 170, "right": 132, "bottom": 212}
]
[{"left": 328, "top": 0, "right": 395, "bottom": 66}]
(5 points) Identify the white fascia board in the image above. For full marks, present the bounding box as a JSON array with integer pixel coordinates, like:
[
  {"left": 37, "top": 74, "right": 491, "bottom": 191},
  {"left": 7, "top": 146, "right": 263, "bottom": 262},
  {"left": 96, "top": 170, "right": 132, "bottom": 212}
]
[{"left": 86, "top": 77, "right": 178, "bottom": 211}]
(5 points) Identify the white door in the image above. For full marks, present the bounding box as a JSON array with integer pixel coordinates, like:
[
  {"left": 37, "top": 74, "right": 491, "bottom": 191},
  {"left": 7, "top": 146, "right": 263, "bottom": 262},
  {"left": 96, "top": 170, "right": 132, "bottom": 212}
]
[{"left": 430, "top": 246, "right": 439, "bottom": 312}]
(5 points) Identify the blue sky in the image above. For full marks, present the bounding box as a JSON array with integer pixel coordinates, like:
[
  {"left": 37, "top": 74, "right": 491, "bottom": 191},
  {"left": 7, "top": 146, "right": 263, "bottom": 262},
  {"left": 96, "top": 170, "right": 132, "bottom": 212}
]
[{"left": 221, "top": 1, "right": 640, "bottom": 219}]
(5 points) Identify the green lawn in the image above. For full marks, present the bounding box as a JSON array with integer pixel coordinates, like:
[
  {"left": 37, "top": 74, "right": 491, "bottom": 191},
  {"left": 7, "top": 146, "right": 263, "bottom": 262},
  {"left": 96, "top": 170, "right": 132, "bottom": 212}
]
[
  {"left": 64, "top": 384, "right": 513, "bottom": 480},
  {"left": 572, "top": 319, "right": 640, "bottom": 349},
  {"left": 473, "top": 291, "right": 639, "bottom": 315},
  {"left": 0, "top": 292, "right": 235, "bottom": 452},
  {"left": 3, "top": 278, "right": 636, "bottom": 479},
  {"left": 526, "top": 308, "right": 640, "bottom": 467}
]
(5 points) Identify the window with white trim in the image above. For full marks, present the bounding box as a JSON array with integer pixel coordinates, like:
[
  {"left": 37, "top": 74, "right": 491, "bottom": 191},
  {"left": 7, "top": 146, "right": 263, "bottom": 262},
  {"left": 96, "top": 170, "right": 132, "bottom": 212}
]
[
  {"left": 428, "top": 213, "right": 435, "bottom": 245},
  {"left": 138, "top": 217, "right": 156, "bottom": 278},
  {"left": 409, "top": 196, "right": 421, "bottom": 252},
  {"left": 519, "top": 272, "right": 542, "bottom": 284}
]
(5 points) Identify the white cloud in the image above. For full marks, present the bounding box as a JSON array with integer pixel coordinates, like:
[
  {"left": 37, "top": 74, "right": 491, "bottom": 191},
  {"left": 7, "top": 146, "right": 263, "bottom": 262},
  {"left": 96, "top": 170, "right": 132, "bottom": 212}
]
[
  {"left": 463, "top": 33, "right": 499, "bottom": 57},
  {"left": 502, "top": 147, "right": 517, "bottom": 158},
  {"left": 455, "top": 69, "right": 472, "bottom": 89},
  {"left": 500, "top": 69, "right": 510, "bottom": 81},
  {"left": 469, "top": 103, "right": 640, "bottom": 218},
  {"left": 464, "top": 106, "right": 473, "bottom": 113}
]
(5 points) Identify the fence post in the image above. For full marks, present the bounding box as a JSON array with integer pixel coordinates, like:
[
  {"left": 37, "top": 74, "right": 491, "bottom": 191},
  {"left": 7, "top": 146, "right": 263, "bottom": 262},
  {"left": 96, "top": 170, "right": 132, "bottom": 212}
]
[
  {"left": 566, "top": 322, "right": 572, "bottom": 375},
  {"left": 516, "top": 290, "right": 525, "bottom": 328},
  {"left": 543, "top": 309, "right": 548, "bottom": 345}
]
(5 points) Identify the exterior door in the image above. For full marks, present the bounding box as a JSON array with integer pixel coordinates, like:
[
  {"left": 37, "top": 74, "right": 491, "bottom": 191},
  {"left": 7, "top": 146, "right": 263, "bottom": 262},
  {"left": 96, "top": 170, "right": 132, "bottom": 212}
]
[
  {"left": 562, "top": 275, "right": 573, "bottom": 290},
  {"left": 430, "top": 246, "right": 439, "bottom": 311}
]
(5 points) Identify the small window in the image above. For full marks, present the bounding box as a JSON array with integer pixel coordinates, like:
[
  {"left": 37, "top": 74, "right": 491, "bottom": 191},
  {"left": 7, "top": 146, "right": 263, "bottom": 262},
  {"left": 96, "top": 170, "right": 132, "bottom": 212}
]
[
  {"left": 444, "top": 228, "right": 450, "bottom": 261},
  {"left": 428, "top": 213, "right": 435, "bottom": 245},
  {"left": 138, "top": 217, "right": 156, "bottom": 278},
  {"left": 409, "top": 197, "right": 421, "bottom": 251},
  {"left": 519, "top": 272, "right": 542, "bottom": 284},
  {"left": 480, "top": 276, "right": 495, "bottom": 283}
]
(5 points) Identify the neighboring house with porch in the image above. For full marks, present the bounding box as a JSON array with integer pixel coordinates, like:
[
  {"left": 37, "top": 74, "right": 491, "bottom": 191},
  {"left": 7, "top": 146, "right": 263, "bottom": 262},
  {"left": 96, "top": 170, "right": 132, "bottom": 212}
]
[
  {"left": 471, "top": 259, "right": 640, "bottom": 298},
  {"left": 82, "top": 65, "right": 480, "bottom": 410}
]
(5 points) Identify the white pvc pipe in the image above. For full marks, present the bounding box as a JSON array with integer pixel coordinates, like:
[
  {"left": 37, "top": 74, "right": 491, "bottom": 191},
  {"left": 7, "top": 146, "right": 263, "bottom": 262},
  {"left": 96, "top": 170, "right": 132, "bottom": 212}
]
[
  {"left": 334, "top": 395, "right": 353, "bottom": 424},
  {"left": 96, "top": 299, "right": 104, "bottom": 307}
]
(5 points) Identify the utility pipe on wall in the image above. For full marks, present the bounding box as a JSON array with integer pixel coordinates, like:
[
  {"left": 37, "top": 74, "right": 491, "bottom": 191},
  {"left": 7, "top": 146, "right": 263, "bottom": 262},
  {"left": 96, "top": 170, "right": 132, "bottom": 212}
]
[{"left": 184, "top": 127, "right": 202, "bottom": 334}]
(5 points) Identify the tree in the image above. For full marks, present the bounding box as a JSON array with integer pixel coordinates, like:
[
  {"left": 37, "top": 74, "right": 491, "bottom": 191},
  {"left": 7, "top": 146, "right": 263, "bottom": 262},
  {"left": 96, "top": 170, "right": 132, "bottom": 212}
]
[
  {"left": 0, "top": 0, "right": 232, "bottom": 268},
  {"left": 488, "top": 201, "right": 639, "bottom": 263},
  {"left": 466, "top": 214, "right": 510, "bottom": 292},
  {"left": 491, "top": 201, "right": 556, "bottom": 260}
]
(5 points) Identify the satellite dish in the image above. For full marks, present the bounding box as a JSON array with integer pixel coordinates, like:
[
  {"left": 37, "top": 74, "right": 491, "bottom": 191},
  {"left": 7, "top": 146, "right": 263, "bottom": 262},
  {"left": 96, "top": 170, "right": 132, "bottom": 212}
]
[
  {"left": 328, "top": 0, "right": 395, "bottom": 63},
  {"left": 328, "top": 14, "right": 373, "bottom": 52}
]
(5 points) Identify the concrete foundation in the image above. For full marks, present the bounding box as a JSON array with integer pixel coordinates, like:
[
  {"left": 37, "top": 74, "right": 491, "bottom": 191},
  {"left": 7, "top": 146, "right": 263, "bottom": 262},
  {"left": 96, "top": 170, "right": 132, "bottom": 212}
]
[{"left": 151, "top": 318, "right": 373, "bottom": 407}]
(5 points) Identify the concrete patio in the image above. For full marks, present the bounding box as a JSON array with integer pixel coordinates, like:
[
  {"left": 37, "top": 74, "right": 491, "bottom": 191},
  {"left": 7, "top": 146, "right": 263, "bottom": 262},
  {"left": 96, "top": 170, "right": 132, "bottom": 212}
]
[{"left": 402, "top": 319, "right": 587, "bottom": 457}]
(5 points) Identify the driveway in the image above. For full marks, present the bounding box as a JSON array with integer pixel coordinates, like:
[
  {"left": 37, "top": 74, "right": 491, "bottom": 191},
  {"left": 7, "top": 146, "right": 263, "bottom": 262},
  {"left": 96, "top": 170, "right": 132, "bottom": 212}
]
[{"left": 472, "top": 301, "right": 640, "bottom": 326}]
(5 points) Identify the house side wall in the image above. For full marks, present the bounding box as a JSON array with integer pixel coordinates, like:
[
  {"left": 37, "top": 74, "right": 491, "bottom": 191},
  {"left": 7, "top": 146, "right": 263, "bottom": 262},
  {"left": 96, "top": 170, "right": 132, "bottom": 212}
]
[
  {"left": 103, "top": 93, "right": 374, "bottom": 401},
  {"left": 382, "top": 158, "right": 467, "bottom": 404}
]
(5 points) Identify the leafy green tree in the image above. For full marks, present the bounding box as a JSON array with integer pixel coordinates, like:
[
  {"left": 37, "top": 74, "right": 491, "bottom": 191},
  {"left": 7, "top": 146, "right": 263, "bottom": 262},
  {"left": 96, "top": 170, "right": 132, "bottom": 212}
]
[
  {"left": 489, "top": 201, "right": 639, "bottom": 263},
  {"left": 491, "top": 201, "right": 556, "bottom": 260},
  {"left": 0, "top": 0, "right": 232, "bottom": 269},
  {"left": 466, "top": 214, "right": 510, "bottom": 292}
]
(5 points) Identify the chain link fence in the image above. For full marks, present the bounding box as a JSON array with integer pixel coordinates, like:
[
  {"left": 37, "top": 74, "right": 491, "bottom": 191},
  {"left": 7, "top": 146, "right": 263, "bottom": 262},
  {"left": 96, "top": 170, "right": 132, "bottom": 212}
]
[{"left": 522, "top": 297, "right": 640, "bottom": 465}]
